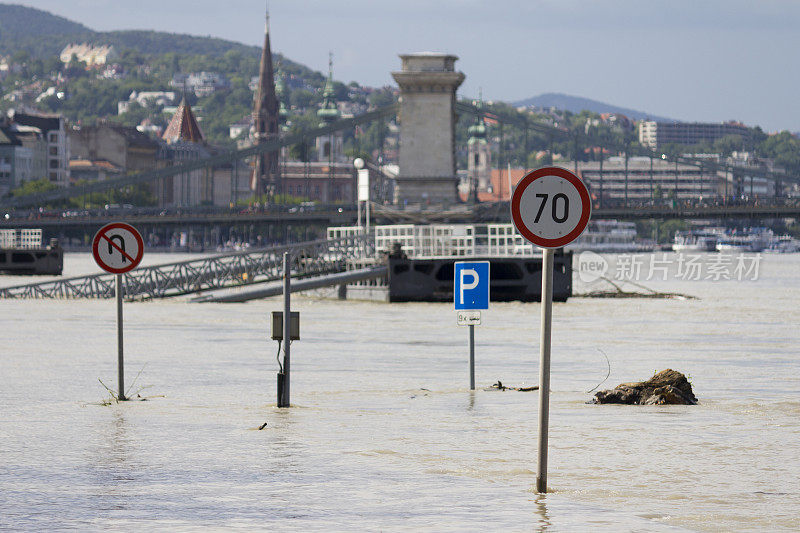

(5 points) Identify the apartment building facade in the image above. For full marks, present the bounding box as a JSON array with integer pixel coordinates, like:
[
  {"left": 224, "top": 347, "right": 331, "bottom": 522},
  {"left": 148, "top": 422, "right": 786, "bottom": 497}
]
[{"left": 639, "top": 121, "right": 750, "bottom": 150}]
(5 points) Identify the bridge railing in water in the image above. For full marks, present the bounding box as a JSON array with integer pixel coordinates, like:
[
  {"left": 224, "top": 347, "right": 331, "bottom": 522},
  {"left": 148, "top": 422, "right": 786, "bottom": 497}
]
[{"left": 0, "top": 235, "right": 373, "bottom": 300}]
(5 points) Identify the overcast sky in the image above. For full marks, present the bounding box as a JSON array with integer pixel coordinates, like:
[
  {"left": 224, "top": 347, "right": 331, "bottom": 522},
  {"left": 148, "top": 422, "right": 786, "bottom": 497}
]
[{"left": 13, "top": 0, "right": 800, "bottom": 132}]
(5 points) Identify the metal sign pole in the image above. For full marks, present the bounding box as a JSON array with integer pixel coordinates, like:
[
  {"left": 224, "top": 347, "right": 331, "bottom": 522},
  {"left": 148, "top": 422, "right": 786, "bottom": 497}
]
[
  {"left": 469, "top": 324, "right": 475, "bottom": 390},
  {"left": 366, "top": 199, "right": 371, "bottom": 237},
  {"left": 282, "top": 252, "right": 291, "bottom": 407},
  {"left": 116, "top": 273, "right": 126, "bottom": 401},
  {"left": 536, "top": 247, "right": 554, "bottom": 493}
]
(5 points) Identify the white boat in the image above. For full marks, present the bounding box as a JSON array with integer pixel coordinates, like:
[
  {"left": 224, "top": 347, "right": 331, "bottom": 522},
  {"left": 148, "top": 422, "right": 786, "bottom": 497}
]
[
  {"left": 566, "top": 220, "right": 647, "bottom": 253},
  {"left": 672, "top": 231, "right": 718, "bottom": 252},
  {"left": 764, "top": 235, "right": 800, "bottom": 253},
  {"left": 715, "top": 238, "right": 752, "bottom": 252},
  {"left": 329, "top": 220, "right": 646, "bottom": 258},
  {"left": 715, "top": 228, "right": 772, "bottom": 253}
]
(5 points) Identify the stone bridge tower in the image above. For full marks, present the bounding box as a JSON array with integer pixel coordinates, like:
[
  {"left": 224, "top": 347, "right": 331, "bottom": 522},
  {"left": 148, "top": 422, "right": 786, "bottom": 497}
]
[{"left": 391, "top": 53, "right": 465, "bottom": 205}]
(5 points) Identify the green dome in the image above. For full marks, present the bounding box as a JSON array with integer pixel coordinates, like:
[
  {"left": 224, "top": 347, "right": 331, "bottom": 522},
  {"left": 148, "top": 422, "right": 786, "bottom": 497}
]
[
  {"left": 468, "top": 121, "right": 486, "bottom": 139},
  {"left": 317, "top": 99, "right": 339, "bottom": 123}
]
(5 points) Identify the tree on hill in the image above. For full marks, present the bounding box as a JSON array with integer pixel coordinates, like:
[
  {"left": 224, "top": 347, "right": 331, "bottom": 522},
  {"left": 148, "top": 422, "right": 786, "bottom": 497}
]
[
  {"left": 760, "top": 131, "right": 800, "bottom": 174},
  {"left": 713, "top": 134, "right": 746, "bottom": 156}
]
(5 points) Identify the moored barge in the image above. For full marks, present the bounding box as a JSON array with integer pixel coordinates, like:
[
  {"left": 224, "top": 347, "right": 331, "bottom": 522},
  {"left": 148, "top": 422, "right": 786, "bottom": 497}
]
[{"left": 0, "top": 229, "right": 63, "bottom": 275}]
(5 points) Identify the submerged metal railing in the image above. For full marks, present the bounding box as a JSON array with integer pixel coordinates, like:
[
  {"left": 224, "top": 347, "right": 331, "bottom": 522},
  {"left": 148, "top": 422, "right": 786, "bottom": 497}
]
[{"left": 0, "top": 235, "right": 373, "bottom": 300}]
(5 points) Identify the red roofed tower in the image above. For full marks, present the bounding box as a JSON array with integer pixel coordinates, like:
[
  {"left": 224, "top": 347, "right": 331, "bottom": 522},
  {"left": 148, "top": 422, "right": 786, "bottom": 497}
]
[
  {"left": 250, "top": 7, "right": 280, "bottom": 197},
  {"left": 162, "top": 97, "right": 204, "bottom": 144}
]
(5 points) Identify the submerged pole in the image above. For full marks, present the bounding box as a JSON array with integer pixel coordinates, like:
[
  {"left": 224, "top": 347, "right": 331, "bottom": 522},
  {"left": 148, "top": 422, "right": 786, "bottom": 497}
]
[
  {"left": 469, "top": 324, "right": 475, "bottom": 390},
  {"left": 536, "top": 248, "right": 554, "bottom": 493},
  {"left": 116, "top": 273, "right": 126, "bottom": 401},
  {"left": 281, "top": 252, "right": 291, "bottom": 407}
]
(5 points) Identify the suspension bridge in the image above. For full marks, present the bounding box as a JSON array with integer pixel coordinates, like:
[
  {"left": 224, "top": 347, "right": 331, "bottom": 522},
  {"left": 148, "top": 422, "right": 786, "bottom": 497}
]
[{"left": 2, "top": 100, "right": 798, "bottom": 214}]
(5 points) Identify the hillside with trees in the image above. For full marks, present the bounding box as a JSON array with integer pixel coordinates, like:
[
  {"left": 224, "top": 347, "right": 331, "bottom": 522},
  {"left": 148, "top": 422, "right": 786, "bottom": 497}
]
[
  {"left": 0, "top": 4, "right": 386, "bottom": 149},
  {"left": 2, "top": 3, "right": 799, "bottom": 180}
]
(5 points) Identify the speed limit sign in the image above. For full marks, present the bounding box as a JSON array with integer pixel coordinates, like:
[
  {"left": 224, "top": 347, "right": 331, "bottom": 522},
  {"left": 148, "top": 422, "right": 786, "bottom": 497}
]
[
  {"left": 510, "top": 166, "right": 591, "bottom": 248},
  {"left": 510, "top": 166, "right": 593, "bottom": 493}
]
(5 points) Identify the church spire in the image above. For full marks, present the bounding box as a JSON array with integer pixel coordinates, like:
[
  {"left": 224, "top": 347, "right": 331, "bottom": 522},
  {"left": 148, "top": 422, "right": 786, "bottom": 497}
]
[
  {"left": 317, "top": 51, "right": 340, "bottom": 125},
  {"left": 468, "top": 89, "right": 487, "bottom": 141},
  {"left": 250, "top": 1, "right": 280, "bottom": 195}
]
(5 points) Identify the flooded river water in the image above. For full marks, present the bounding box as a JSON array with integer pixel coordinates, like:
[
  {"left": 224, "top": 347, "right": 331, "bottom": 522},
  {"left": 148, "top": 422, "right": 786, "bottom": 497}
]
[{"left": 1, "top": 253, "right": 799, "bottom": 531}]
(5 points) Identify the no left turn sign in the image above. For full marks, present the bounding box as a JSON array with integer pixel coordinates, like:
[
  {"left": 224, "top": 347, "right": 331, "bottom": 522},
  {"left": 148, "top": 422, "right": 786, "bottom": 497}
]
[
  {"left": 92, "top": 222, "right": 144, "bottom": 274},
  {"left": 510, "top": 167, "right": 592, "bottom": 248}
]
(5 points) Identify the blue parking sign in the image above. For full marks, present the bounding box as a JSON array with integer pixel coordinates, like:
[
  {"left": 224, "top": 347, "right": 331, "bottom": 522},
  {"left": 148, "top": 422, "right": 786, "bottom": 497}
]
[{"left": 454, "top": 261, "right": 490, "bottom": 310}]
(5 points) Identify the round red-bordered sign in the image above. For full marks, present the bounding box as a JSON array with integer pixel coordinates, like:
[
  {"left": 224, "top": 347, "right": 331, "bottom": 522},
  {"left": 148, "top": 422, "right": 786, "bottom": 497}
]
[
  {"left": 92, "top": 222, "right": 144, "bottom": 274},
  {"left": 510, "top": 167, "right": 592, "bottom": 248}
]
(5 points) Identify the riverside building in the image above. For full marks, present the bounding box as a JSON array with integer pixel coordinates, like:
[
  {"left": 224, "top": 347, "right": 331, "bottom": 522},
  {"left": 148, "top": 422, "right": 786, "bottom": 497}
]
[{"left": 638, "top": 120, "right": 750, "bottom": 150}]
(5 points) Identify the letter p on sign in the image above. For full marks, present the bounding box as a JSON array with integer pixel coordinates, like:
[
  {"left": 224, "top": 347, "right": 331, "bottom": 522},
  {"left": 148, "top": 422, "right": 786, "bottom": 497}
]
[{"left": 454, "top": 261, "right": 490, "bottom": 310}]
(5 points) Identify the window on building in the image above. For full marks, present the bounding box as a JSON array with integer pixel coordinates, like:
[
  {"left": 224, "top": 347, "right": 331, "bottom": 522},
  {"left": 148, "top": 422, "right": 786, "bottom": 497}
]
[
  {"left": 49, "top": 146, "right": 58, "bottom": 156},
  {"left": 49, "top": 160, "right": 59, "bottom": 169},
  {"left": 49, "top": 172, "right": 58, "bottom": 181},
  {"left": 48, "top": 132, "right": 58, "bottom": 143}
]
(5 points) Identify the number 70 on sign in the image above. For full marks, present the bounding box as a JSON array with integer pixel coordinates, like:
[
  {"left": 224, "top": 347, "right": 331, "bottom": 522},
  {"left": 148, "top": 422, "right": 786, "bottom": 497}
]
[{"left": 510, "top": 167, "right": 592, "bottom": 249}]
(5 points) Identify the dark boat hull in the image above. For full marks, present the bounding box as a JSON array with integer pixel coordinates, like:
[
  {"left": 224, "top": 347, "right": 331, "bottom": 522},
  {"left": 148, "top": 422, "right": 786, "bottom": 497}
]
[
  {"left": 387, "top": 252, "right": 572, "bottom": 303},
  {"left": 0, "top": 246, "right": 64, "bottom": 275}
]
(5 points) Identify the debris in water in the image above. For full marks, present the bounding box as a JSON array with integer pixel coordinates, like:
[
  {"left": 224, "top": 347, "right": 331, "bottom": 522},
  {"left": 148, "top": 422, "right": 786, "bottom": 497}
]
[
  {"left": 591, "top": 369, "right": 698, "bottom": 405},
  {"left": 578, "top": 276, "right": 697, "bottom": 300},
  {"left": 491, "top": 380, "right": 539, "bottom": 392}
]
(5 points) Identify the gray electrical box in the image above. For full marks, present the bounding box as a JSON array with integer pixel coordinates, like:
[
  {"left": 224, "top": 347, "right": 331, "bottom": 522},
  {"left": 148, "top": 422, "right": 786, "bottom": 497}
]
[{"left": 271, "top": 311, "right": 300, "bottom": 340}]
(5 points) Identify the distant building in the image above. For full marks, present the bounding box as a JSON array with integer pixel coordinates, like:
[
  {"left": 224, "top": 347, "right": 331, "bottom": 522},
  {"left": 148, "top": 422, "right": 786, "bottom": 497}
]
[
  {"left": 249, "top": 10, "right": 281, "bottom": 196},
  {"left": 483, "top": 159, "right": 739, "bottom": 204},
  {"left": 60, "top": 43, "right": 119, "bottom": 66},
  {"left": 35, "top": 86, "right": 66, "bottom": 103},
  {"left": 585, "top": 113, "right": 634, "bottom": 133},
  {"left": 638, "top": 121, "right": 750, "bottom": 150},
  {"left": 0, "top": 126, "right": 34, "bottom": 196},
  {"left": 5, "top": 124, "right": 47, "bottom": 185},
  {"left": 11, "top": 111, "right": 70, "bottom": 186},
  {"left": 68, "top": 159, "right": 124, "bottom": 182},
  {"left": 118, "top": 91, "right": 178, "bottom": 115},
  {"left": 464, "top": 99, "right": 492, "bottom": 200},
  {"left": 576, "top": 157, "right": 723, "bottom": 204},
  {"left": 280, "top": 162, "right": 355, "bottom": 203},
  {"left": 159, "top": 98, "right": 213, "bottom": 206},
  {"left": 69, "top": 123, "right": 160, "bottom": 174},
  {"left": 229, "top": 116, "right": 252, "bottom": 139},
  {"left": 315, "top": 54, "right": 344, "bottom": 163},
  {"left": 170, "top": 72, "right": 229, "bottom": 97},
  {"left": 136, "top": 119, "right": 163, "bottom": 137}
]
